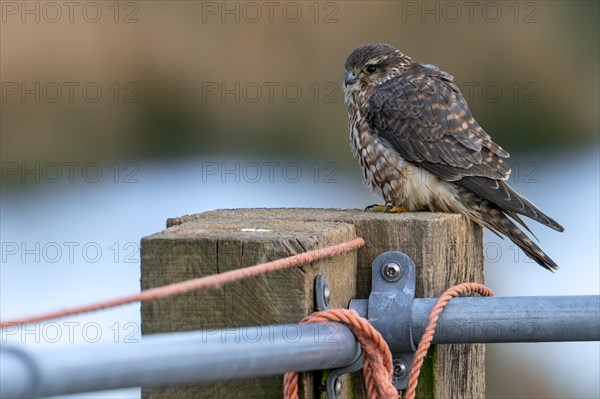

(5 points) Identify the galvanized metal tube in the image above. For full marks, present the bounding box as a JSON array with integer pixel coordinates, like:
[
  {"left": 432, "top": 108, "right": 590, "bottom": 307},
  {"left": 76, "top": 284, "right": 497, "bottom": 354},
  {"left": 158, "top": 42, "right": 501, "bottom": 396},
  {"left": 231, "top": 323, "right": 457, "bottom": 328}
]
[
  {"left": 0, "top": 322, "right": 359, "bottom": 399},
  {"left": 1, "top": 296, "right": 598, "bottom": 398},
  {"left": 411, "top": 295, "right": 600, "bottom": 344}
]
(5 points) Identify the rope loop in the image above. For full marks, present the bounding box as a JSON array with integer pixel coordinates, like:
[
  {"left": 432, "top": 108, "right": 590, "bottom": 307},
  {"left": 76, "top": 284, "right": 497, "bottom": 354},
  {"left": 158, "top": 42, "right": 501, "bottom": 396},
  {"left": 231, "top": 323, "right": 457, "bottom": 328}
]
[{"left": 284, "top": 282, "right": 493, "bottom": 399}]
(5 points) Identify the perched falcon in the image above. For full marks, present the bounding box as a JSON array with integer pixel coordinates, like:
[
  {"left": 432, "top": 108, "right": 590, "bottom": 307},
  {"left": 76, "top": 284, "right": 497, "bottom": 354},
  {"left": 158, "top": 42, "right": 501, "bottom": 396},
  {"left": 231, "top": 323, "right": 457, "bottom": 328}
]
[{"left": 343, "top": 43, "right": 564, "bottom": 271}]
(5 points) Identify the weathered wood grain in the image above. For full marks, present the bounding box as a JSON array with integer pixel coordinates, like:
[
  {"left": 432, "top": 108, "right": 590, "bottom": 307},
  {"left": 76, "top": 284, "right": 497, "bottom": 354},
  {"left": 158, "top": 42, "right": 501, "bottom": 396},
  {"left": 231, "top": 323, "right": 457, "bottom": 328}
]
[{"left": 141, "top": 216, "right": 358, "bottom": 398}]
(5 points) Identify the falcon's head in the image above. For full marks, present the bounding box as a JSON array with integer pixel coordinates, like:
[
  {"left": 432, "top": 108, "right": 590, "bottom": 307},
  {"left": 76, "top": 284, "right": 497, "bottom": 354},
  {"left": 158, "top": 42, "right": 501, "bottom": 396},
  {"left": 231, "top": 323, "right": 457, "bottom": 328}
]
[{"left": 343, "top": 43, "right": 412, "bottom": 99}]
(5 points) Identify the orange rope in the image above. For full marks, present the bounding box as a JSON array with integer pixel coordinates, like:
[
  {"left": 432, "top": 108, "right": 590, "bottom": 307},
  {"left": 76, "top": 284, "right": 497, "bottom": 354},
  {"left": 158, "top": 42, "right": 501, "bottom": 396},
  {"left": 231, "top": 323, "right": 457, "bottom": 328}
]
[
  {"left": 404, "top": 282, "right": 493, "bottom": 399},
  {"left": 283, "top": 309, "right": 397, "bottom": 399},
  {"left": 283, "top": 282, "right": 493, "bottom": 399},
  {"left": 0, "top": 238, "right": 365, "bottom": 328}
]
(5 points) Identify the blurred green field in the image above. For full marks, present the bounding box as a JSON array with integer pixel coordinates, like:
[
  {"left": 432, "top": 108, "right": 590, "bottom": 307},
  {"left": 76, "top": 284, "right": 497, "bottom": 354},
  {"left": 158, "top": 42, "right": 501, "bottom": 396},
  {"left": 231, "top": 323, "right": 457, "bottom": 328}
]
[{"left": 1, "top": 1, "right": 598, "bottom": 166}]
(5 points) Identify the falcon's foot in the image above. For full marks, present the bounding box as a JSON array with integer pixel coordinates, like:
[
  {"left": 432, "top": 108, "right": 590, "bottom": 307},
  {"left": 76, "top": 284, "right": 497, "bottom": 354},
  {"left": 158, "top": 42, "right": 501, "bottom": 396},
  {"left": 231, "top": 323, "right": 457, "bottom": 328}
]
[{"left": 364, "top": 204, "right": 409, "bottom": 213}]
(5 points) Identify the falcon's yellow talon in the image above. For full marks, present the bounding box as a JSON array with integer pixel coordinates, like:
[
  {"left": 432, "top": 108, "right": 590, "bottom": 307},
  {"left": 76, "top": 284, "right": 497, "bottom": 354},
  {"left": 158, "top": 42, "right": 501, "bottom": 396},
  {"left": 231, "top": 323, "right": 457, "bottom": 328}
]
[
  {"left": 386, "top": 206, "right": 409, "bottom": 213},
  {"left": 364, "top": 204, "right": 408, "bottom": 213},
  {"left": 365, "top": 204, "right": 388, "bottom": 212}
]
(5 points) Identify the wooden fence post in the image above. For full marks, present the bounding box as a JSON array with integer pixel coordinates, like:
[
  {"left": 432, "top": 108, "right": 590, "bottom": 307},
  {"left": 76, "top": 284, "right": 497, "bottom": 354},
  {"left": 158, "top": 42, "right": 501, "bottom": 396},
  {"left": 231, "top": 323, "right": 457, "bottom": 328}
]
[
  {"left": 141, "top": 208, "right": 484, "bottom": 398},
  {"left": 140, "top": 215, "right": 358, "bottom": 398}
]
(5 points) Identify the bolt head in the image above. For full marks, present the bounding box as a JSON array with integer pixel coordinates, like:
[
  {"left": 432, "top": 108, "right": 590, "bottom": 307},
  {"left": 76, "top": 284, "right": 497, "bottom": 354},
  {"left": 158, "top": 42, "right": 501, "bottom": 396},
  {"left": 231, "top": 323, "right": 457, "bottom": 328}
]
[
  {"left": 393, "top": 358, "right": 408, "bottom": 379},
  {"left": 334, "top": 379, "right": 343, "bottom": 396},
  {"left": 323, "top": 285, "right": 331, "bottom": 306},
  {"left": 382, "top": 262, "right": 402, "bottom": 282}
]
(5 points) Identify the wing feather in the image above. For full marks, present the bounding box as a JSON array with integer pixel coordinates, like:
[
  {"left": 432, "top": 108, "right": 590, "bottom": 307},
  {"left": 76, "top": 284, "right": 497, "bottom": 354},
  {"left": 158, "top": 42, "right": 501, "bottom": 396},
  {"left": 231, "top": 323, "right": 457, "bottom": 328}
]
[{"left": 365, "top": 63, "right": 563, "bottom": 231}]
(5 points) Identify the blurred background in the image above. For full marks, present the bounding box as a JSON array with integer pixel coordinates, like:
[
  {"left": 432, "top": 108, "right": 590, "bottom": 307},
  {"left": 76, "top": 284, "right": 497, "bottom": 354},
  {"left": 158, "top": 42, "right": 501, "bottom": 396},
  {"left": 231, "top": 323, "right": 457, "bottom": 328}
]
[{"left": 1, "top": 1, "right": 598, "bottom": 398}]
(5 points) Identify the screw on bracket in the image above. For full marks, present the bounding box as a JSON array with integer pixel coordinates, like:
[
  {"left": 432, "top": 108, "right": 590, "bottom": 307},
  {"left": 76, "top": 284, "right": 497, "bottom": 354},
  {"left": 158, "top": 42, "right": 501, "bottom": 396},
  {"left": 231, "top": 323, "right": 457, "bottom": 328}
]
[
  {"left": 334, "top": 379, "right": 343, "bottom": 396},
  {"left": 382, "top": 261, "right": 403, "bottom": 282},
  {"left": 323, "top": 285, "right": 331, "bottom": 308},
  {"left": 392, "top": 358, "right": 409, "bottom": 382},
  {"left": 325, "top": 349, "right": 362, "bottom": 399},
  {"left": 315, "top": 275, "right": 330, "bottom": 311}
]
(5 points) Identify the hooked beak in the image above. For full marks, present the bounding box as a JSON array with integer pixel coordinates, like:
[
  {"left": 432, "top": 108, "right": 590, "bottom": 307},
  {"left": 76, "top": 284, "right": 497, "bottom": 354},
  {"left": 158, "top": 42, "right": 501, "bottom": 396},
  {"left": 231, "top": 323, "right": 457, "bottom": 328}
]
[{"left": 344, "top": 71, "right": 358, "bottom": 87}]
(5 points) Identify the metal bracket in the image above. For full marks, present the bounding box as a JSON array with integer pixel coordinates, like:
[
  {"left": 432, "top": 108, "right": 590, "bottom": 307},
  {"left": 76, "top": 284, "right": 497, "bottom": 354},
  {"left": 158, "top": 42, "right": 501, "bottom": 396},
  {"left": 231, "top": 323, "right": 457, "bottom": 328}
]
[
  {"left": 368, "top": 251, "right": 416, "bottom": 390},
  {"left": 349, "top": 251, "right": 417, "bottom": 390},
  {"left": 316, "top": 251, "right": 416, "bottom": 396},
  {"left": 325, "top": 348, "right": 363, "bottom": 399},
  {"left": 315, "top": 275, "right": 363, "bottom": 399}
]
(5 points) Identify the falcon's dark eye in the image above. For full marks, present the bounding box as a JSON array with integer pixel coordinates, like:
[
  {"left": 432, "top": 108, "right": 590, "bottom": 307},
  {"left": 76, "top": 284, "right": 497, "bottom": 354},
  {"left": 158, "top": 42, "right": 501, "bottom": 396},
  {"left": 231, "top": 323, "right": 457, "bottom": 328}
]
[{"left": 365, "top": 65, "right": 378, "bottom": 74}]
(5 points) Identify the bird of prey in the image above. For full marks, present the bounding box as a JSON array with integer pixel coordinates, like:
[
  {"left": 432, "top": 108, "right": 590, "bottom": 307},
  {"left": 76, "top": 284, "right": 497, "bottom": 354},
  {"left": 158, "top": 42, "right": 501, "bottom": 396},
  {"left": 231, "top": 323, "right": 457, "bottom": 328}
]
[{"left": 343, "top": 43, "right": 564, "bottom": 271}]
